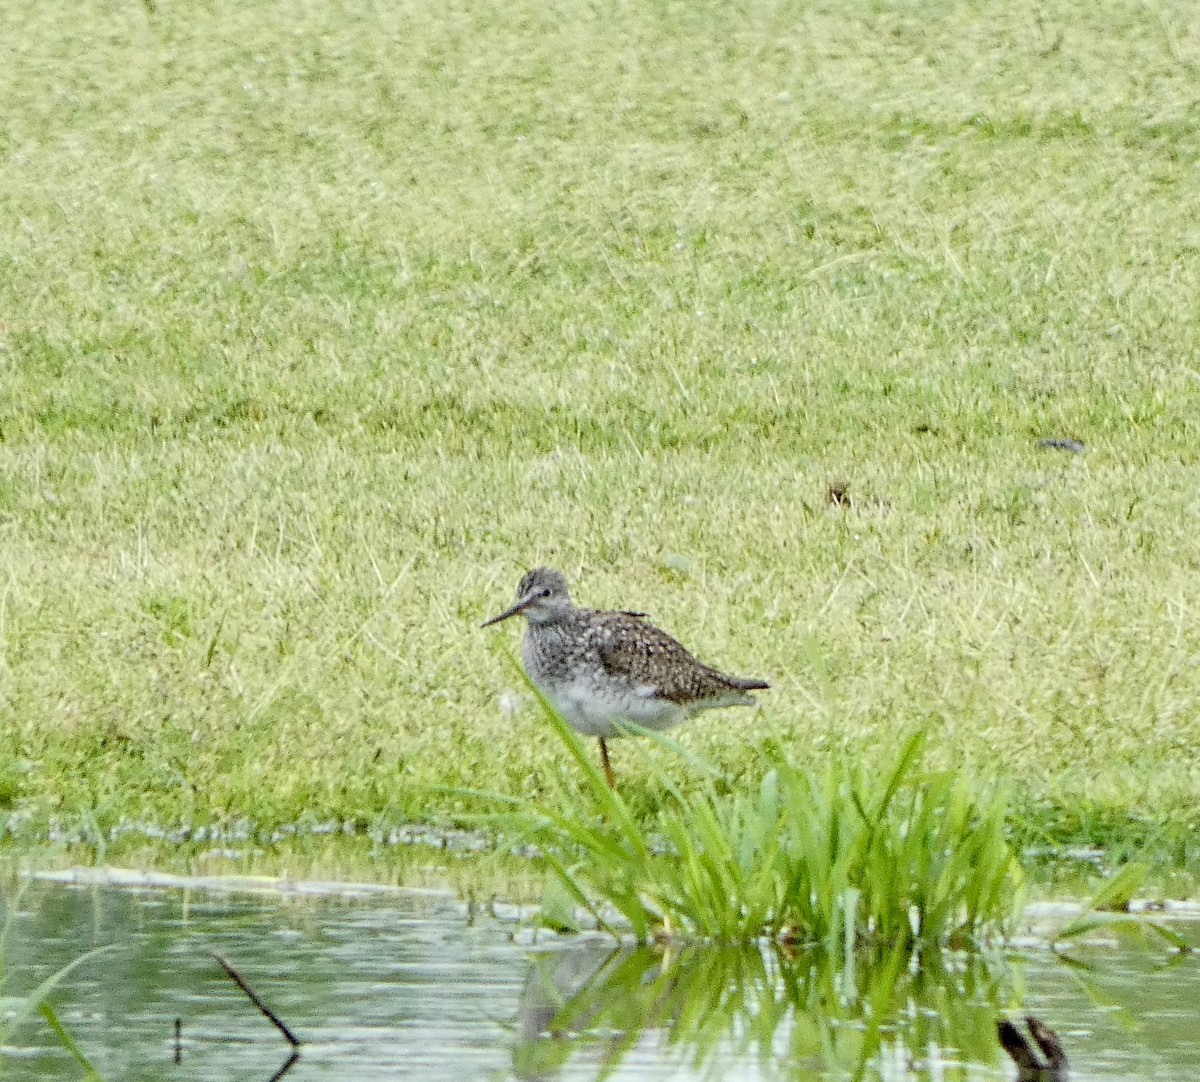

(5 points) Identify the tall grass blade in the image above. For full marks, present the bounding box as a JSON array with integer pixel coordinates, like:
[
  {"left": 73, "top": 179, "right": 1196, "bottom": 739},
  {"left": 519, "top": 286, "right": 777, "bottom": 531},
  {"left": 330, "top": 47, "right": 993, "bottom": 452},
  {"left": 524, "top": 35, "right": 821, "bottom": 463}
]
[
  {"left": 1057, "top": 862, "right": 1147, "bottom": 940},
  {"left": 0, "top": 944, "right": 120, "bottom": 1046},
  {"left": 38, "top": 1000, "right": 104, "bottom": 1080}
]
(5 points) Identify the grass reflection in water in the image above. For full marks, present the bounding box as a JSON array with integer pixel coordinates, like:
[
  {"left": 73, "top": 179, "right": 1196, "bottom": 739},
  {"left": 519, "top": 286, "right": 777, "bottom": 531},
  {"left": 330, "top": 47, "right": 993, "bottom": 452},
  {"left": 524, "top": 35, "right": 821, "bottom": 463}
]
[{"left": 515, "top": 937, "right": 1013, "bottom": 1081}]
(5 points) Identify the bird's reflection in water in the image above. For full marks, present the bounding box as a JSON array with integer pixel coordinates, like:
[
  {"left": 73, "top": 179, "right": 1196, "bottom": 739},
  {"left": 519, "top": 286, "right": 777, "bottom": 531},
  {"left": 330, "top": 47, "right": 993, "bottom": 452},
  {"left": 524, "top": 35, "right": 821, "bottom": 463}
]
[{"left": 513, "top": 937, "right": 1014, "bottom": 1080}]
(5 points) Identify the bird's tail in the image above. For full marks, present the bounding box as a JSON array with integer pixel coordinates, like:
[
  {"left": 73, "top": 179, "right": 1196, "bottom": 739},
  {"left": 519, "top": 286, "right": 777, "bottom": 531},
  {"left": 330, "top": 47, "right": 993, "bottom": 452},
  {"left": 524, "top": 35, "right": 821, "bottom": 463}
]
[{"left": 728, "top": 675, "right": 770, "bottom": 691}]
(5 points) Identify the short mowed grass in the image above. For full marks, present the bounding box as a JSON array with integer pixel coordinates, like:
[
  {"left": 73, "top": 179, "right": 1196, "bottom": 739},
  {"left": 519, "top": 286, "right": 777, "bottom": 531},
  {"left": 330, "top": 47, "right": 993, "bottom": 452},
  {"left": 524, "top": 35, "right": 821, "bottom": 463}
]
[{"left": 1, "top": 0, "right": 1199, "bottom": 882}]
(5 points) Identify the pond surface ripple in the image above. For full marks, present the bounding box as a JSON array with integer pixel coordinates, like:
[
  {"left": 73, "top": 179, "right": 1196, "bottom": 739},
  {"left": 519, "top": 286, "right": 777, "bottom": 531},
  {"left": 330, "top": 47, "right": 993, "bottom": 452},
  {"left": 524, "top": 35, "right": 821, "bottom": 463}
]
[{"left": 1, "top": 876, "right": 1198, "bottom": 1081}]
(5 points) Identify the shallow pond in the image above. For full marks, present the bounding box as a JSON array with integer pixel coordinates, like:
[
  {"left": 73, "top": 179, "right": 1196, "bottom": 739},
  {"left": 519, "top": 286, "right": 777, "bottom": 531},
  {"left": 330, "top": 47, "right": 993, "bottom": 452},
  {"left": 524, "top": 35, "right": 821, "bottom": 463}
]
[{"left": 1, "top": 871, "right": 1198, "bottom": 1080}]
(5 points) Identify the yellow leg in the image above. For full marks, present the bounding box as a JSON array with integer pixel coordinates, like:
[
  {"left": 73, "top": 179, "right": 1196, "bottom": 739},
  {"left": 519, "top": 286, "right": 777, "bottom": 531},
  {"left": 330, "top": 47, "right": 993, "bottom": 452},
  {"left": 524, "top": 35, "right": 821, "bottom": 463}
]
[{"left": 598, "top": 737, "right": 616, "bottom": 788}]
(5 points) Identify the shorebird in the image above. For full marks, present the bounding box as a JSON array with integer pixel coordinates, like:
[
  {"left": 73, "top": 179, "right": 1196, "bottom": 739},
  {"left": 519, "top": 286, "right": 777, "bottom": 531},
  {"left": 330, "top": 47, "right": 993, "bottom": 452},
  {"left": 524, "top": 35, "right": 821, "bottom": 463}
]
[{"left": 481, "top": 567, "right": 769, "bottom": 786}]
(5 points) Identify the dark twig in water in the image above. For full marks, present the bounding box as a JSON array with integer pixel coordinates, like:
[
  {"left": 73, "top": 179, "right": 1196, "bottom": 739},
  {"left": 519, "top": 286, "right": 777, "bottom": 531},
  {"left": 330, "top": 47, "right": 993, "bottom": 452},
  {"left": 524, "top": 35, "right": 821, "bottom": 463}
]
[
  {"left": 211, "top": 951, "right": 301, "bottom": 1049},
  {"left": 998, "top": 1015, "right": 1069, "bottom": 1081},
  {"left": 266, "top": 1050, "right": 301, "bottom": 1082},
  {"left": 173, "top": 1018, "right": 182, "bottom": 1064}
]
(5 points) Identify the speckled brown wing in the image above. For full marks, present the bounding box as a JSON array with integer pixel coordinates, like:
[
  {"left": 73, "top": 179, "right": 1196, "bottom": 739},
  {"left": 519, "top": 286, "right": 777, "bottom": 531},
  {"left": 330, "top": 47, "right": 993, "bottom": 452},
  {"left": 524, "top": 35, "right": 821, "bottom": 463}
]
[{"left": 590, "top": 609, "right": 767, "bottom": 705}]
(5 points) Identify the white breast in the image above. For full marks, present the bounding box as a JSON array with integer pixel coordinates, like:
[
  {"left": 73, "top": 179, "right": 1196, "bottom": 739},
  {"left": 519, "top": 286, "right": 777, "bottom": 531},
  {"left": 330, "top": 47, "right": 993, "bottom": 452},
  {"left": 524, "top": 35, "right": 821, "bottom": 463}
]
[{"left": 541, "top": 678, "right": 688, "bottom": 738}]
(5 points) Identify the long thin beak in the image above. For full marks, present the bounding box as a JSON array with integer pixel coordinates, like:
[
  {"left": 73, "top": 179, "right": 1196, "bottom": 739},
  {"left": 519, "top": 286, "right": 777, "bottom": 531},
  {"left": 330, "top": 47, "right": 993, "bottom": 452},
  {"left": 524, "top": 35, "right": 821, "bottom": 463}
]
[{"left": 480, "top": 594, "right": 533, "bottom": 628}]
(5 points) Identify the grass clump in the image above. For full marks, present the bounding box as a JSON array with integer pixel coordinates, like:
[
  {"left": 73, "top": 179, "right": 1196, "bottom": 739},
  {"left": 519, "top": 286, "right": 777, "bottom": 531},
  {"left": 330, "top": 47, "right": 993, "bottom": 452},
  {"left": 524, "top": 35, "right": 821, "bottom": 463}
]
[{"left": 513, "top": 714, "right": 1023, "bottom": 947}]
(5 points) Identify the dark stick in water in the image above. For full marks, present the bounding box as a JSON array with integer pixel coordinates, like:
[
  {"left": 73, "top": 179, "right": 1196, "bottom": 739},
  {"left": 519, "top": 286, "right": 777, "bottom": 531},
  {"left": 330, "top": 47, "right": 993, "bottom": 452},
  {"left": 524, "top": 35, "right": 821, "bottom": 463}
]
[
  {"left": 997, "top": 1015, "right": 1068, "bottom": 1080},
  {"left": 265, "top": 1050, "right": 301, "bottom": 1082},
  {"left": 211, "top": 951, "right": 302, "bottom": 1049}
]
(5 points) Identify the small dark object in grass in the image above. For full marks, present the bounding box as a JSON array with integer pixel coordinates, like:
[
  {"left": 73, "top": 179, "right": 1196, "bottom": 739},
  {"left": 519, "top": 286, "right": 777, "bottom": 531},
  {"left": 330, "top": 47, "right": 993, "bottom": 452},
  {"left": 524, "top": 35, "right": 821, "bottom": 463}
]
[
  {"left": 1036, "top": 437, "right": 1085, "bottom": 454},
  {"left": 827, "top": 480, "right": 851, "bottom": 507},
  {"left": 998, "top": 1015, "right": 1069, "bottom": 1081},
  {"left": 826, "top": 480, "right": 890, "bottom": 515},
  {"left": 173, "top": 1018, "right": 182, "bottom": 1064}
]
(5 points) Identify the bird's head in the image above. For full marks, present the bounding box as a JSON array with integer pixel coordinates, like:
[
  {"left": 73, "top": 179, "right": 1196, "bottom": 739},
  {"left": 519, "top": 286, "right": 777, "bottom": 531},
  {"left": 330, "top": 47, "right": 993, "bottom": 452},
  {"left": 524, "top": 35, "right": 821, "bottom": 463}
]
[{"left": 480, "top": 567, "right": 573, "bottom": 627}]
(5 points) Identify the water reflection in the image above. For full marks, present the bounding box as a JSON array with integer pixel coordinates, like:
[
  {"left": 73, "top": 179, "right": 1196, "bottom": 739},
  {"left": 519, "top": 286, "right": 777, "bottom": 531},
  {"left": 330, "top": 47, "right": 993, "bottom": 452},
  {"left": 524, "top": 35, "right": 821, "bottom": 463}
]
[
  {"left": 514, "top": 938, "right": 1014, "bottom": 1080},
  {"left": 1, "top": 878, "right": 1197, "bottom": 1080}
]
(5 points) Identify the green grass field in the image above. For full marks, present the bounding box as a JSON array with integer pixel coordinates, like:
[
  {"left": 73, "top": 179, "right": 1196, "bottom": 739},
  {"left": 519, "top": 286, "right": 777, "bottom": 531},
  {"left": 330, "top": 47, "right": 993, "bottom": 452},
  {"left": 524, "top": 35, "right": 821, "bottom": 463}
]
[{"left": 1, "top": 0, "right": 1198, "bottom": 885}]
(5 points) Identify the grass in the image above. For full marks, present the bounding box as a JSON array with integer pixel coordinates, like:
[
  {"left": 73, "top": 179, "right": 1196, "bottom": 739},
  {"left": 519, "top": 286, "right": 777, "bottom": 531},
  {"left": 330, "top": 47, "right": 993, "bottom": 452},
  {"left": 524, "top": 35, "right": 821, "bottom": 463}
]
[
  {"left": 1, "top": 0, "right": 1199, "bottom": 881},
  {"left": 506, "top": 709, "right": 1189, "bottom": 954},
  {"left": 506, "top": 719, "right": 1024, "bottom": 946}
]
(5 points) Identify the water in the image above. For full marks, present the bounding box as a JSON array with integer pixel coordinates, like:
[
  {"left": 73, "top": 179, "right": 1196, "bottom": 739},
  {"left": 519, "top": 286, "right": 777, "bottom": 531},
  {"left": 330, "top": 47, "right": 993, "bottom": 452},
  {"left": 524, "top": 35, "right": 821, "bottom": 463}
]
[{"left": 1, "top": 873, "right": 1198, "bottom": 1081}]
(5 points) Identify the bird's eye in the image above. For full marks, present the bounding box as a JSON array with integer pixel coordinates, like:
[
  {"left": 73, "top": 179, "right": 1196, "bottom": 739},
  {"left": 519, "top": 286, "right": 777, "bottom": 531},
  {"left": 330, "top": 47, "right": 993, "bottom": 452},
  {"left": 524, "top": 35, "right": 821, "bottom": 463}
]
[{"left": 541, "top": 587, "right": 552, "bottom": 597}]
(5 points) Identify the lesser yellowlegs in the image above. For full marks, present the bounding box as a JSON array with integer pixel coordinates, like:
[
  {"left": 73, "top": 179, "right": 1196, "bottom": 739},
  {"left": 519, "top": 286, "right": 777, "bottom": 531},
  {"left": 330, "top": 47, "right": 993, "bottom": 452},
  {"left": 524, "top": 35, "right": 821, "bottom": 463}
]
[{"left": 481, "top": 567, "right": 769, "bottom": 786}]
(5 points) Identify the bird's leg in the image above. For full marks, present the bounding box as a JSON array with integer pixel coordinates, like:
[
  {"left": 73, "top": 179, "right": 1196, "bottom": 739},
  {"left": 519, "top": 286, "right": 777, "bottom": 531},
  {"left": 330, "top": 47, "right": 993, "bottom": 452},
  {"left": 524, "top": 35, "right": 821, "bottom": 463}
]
[{"left": 598, "top": 738, "right": 616, "bottom": 788}]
